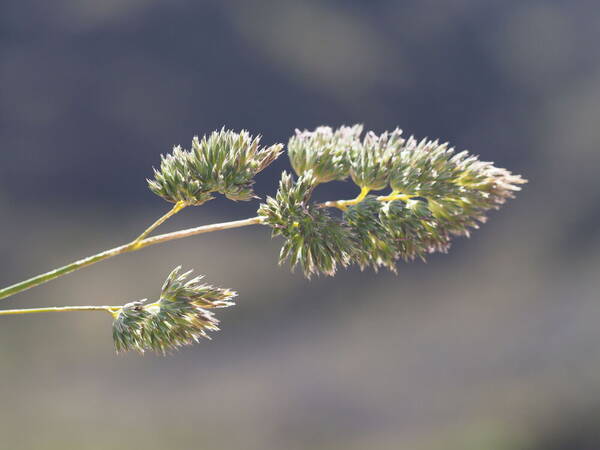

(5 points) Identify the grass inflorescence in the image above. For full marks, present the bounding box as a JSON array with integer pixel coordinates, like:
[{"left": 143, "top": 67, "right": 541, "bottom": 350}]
[
  {"left": 0, "top": 124, "right": 526, "bottom": 354},
  {"left": 112, "top": 267, "right": 236, "bottom": 354},
  {"left": 148, "top": 128, "right": 283, "bottom": 205}
]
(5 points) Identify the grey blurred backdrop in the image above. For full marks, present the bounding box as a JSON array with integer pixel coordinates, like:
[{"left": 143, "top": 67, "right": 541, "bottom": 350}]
[{"left": 1, "top": 1, "right": 599, "bottom": 449}]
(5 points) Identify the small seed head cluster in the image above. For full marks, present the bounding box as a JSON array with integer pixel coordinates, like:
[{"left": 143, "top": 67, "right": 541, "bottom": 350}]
[
  {"left": 148, "top": 128, "right": 283, "bottom": 205},
  {"left": 258, "top": 171, "right": 353, "bottom": 277},
  {"left": 112, "top": 267, "right": 236, "bottom": 354},
  {"left": 259, "top": 125, "right": 526, "bottom": 276},
  {"left": 344, "top": 196, "right": 454, "bottom": 271}
]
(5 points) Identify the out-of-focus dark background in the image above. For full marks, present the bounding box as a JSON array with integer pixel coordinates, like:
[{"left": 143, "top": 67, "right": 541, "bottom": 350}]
[{"left": 1, "top": 1, "right": 599, "bottom": 449}]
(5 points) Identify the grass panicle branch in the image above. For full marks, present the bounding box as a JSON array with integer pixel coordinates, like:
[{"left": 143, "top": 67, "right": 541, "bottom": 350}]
[
  {"left": 0, "top": 305, "right": 120, "bottom": 316},
  {"left": 0, "top": 216, "right": 264, "bottom": 302}
]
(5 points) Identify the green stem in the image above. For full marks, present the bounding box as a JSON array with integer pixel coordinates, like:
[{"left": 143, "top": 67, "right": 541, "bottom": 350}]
[
  {"left": 0, "top": 305, "right": 120, "bottom": 316},
  {"left": 0, "top": 188, "right": 410, "bottom": 303},
  {"left": 319, "top": 187, "right": 371, "bottom": 210},
  {"left": 0, "top": 216, "right": 265, "bottom": 302},
  {"left": 319, "top": 190, "right": 414, "bottom": 210},
  {"left": 376, "top": 192, "right": 414, "bottom": 203},
  {"left": 132, "top": 201, "right": 187, "bottom": 246}
]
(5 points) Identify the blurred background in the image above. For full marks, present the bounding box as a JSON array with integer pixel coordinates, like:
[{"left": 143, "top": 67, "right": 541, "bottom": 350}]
[{"left": 1, "top": 1, "right": 599, "bottom": 449}]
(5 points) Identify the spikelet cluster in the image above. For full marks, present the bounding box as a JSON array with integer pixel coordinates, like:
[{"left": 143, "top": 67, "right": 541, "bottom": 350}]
[
  {"left": 344, "top": 197, "right": 452, "bottom": 271},
  {"left": 259, "top": 125, "right": 526, "bottom": 276},
  {"left": 258, "top": 171, "right": 353, "bottom": 277},
  {"left": 148, "top": 129, "right": 283, "bottom": 205},
  {"left": 112, "top": 267, "right": 236, "bottom": 354}
]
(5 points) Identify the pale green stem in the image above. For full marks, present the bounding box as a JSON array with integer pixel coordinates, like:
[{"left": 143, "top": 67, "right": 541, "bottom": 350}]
[
  {"left": 0, "top": 189, "right": 410, "bottom": 304},
  {"left": 319, "top": 187, "right": 371, "bottom": 210},
  {"left": 0, "top": 216, "right": 265, "bottom": 302},
  {"left": 376, "top": 192, "right": 414, "bottom": 202},
  {"left": 0, "top": 305, "right": 120, "bottom": 316},
  {"left": 319, "top": 190, "right": 414, "bottom": 210},
  {"left": 132, "top": 201, "right": 187, "bottom": 246}
]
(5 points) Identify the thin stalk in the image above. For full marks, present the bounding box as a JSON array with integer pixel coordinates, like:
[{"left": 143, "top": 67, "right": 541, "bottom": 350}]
[
  {"left": 319, "top": 187, "right": 370, "bottom": 211},
  {"left": 0, "top": 190, "right": 410, "bottom": 303},
  {"left": 132, "top": 201, "right": 187, "bottom": 246},
  {"left": 0, "top": 216, "right": 265, "bottom": 301},
  {"left": 0, "top": 305, "right": 120, "bottom": 316},
  {"left": 319, "top": 190, "right": 414, "bottom": 210},
  {"left": 136, "top": 216, "right": 264, "bottom": 248}
]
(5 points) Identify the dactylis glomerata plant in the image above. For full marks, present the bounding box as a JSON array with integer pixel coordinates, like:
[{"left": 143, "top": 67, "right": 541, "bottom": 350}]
[{"left": 0, "top": 126, "right": 526, "bottom": 354}]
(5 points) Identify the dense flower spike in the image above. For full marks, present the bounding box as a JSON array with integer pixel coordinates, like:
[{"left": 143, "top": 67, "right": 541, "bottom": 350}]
[
  {"left": 288, "top": 125, "right": 363, "bottom": 183},
  {"left": 261, "top": 125, "right": 526, "bottom": 277},
  {"left": 148, "top": 128, "right": 283, "bottom": 205},
  {"left": 111, "top": 267, "right": 236, "bottom": 354},
  {"left": 389, "top": 136, "right": 526, "bottom": 236},
  {"left": 258, "top": 171, "right": 353, "bottom": 277}
]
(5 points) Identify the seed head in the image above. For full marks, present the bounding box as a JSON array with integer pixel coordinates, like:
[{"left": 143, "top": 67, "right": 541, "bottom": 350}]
[
  {"left": 111, "top": 267, "right": 236, "bottom": 354},
  {"left": 260, "top": 126, "right": 526, "bottom": 277},
  {"left": 258, "top": 171, "right": 353, "bottom": 277},
  {"left": 148, "top": 128, "right": 283, "bottom": 205}
]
